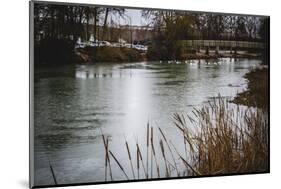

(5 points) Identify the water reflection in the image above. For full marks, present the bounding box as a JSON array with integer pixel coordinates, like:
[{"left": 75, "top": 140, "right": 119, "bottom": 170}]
[{"left": 34, "top": 58, "right": 261, "bottom": 185}]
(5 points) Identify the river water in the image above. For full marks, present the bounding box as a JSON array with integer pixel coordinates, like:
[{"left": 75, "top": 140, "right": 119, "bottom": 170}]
[{"left": 33, "top": 58, "right": 261, "bottom": 186}]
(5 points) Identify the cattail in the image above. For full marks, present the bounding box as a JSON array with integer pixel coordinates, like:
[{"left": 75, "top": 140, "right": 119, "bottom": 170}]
[
  {"left": 150, "top": 127, "right": 160, "bottom": 178},
  {"left": 137, "top": 144, "right": 140, "bottom": 179},
  {"left": 137, "top": 143, "right": 148, "bottom": 178},
  {"left": 160, "top": 139, "right": 169, "bottom": 177}
]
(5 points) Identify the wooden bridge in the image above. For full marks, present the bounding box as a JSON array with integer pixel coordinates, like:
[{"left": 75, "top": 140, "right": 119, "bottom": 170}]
[{"left": 181, "top": 40, "right": 265, "bottom": 50}]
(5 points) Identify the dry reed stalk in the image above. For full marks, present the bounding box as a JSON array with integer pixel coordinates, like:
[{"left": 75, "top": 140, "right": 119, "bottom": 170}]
[
  {"left": 150, "top": 127, "right": 160, "bottom": 178},
  {"left": 101, "top": 132, "right": 113, "bottom": 181},
  {"left": 181, "top": 98, "right": 267, "bottom": 175},
  {"left": 101, "top": 134, "right": 107, "bottom": 180},
  {"left": 170, "top": 141, "right": 201, "bottom": 176},
  {"left": 150, "top": 126, "right": 153, "bottom": 178},
  {"left": 137, "top": 143, "right": 140, "bottom": 179},
  {"left": 101, "top": 133, "right": 108, "bottom": 181},
  {"left": 136, "top": 143, "right": 148, "bottom": 178},
  {"left": 160, "top": 139, "right": 169, "bottom": 177},
  {"left": 49, "top": 163, "right": 58, "bottom": 185},
  {"left": 146, "top": 122, "right": 149, "bottom": 179},
  {"left": 158, "top": 127, "right": 179, "bottom": 176},
  {"left": 125, "top": 140, "right": 135, "bottom": 179},
  {"left": 183, "top": 132, "right": 188, "bottom": 161},
  {"left": 109, "top": 150, "right": 129, "bottom": 180},
  {"left": 102, "top": 96, "right": 268, "bottom": 180},
  {"left": 106, "top": 138, "right": 113, "bottom": 180}
]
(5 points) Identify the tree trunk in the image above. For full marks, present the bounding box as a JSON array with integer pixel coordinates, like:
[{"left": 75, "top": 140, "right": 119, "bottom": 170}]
[
  {"left": 102, "top": 8, "right": 109, "bottom": 40},
  {"left": 50, "top": 7, "right": 55, "bottom": 38},
  {"left": 94, "top": 8, "right": 97, "bottom": 42},
  {"left": 86, "top": 8, "right": 89, "bottom": 41}
]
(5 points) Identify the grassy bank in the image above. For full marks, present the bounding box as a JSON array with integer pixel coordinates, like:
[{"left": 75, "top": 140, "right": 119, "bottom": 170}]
[
  {"left": 102, "top": 97, "right": 268, "bottom": 180},
  {"left": 75, "top": 46, "right": 145, "bottom": 63},
  {"left": 232, "top": 68, "right": 269, "bottom": 110}
]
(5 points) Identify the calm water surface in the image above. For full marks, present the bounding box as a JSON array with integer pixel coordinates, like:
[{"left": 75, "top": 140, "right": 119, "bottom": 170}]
[{"left": 34, "top": 58, "right": 261, "bottom": 185}]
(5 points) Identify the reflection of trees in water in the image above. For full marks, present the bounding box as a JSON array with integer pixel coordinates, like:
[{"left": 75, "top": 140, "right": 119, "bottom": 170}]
[
  {"left": 36, "top": 133, "right": 100, "bottom": 152},
  {"left": 35, "top": 113, "right": 107, "bottom": 151},
  {"left": 34, "top": 72, "right": 103, "bottom": 151}
]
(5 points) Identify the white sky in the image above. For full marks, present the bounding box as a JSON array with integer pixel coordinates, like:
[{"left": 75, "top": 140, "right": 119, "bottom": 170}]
[{"left": 108, "top": 8, "right": 150, "bottom": 26}]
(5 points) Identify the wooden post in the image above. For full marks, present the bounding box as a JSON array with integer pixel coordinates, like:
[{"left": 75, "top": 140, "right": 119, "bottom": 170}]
[{"left": 215, "top": 46, "right": 219, "bottom": 55}]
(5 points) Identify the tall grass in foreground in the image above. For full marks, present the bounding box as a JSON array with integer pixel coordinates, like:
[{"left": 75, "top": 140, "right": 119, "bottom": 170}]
[{"left": 102, "top": 97, "right": 268, "bottom": 180}]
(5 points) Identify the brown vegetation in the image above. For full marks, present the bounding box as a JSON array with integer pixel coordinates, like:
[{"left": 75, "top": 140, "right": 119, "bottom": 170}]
[
  {"left": 102, "top": 97, "right": 269, "bottom": 180},
  {"left": 232, "top": 68, "right": 268, "bottom": 110},
  {"left": 76, "top": 46, "right": 144, "bottom": 63}
]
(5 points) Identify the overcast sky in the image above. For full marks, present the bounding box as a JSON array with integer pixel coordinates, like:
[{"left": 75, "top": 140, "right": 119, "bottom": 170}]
[{"left": 108, "top": 8, "right": 150, "bottom": 26}]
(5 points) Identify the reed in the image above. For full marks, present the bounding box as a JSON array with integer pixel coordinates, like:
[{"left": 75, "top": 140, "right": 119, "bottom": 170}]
[
  {"left": 169, "top": 140, "right": 200, "bottom": 176},
  {"left": 150, "top": 126, "right": 153, "bottom": 178},
  {"left": 101, "top": 132, "right": 113, "bottom": 181},
  {"left": 109, "top": 150, "right": 129, "bottom": 180},
  {"left": 47, "top": 153, "right": 58, "bottom": 185},
  {"left": 136, "top": 142, "right": 140, "bottom": 179},
  {"left": 102, "top": 96, "right": 268, "bottom": 180},
  {"left": 125, "top": 139, "right": 135, "bottom": 179},
  {"left": 106, "top": 138, "right": 113, "bottom": 180},
  {"left": 173, "top": 97, "right": 268, "bottom": 175},
  {"left": 49, "top": 163, "right": 58, "bottom": 185},
  {"left": 159, "top": 139, "right": 169, "bottom": 177},
  {"left": 146, "top": 122, "right": 149, "bottom": 179},
  {"left": 101, "top": 134, "right": 108, "bottom": 181},
  {"left": 151, "top": 126, "right": 160, "bottom": 177},
  {"left": 158, "top": 127, "right": 179, "bottom": 176},
  {"left": 136, "top": 142, "right": 148, "bottom": 178}
]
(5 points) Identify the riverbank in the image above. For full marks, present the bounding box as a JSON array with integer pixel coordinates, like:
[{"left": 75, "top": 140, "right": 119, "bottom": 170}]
[
  {"left": 75, "top": 46, "right": 145, "bottom": 63},
  {"left": 35, "top": 39, "right": 263, "bottom": 64},
  {"left": 75, "top": 47, "right": 261, "bottom": 64},
  {"left": 232, "top": 67, "right": 269, "bottom": 110}
]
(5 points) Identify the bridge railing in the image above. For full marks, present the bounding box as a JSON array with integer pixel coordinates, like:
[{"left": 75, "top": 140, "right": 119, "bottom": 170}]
[{"left": 181, "top": 40, "right": 265, "bottom": 49}]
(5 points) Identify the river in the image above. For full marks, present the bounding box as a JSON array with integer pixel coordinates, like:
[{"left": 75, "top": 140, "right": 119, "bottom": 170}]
[{"left": 33, "top": 58, "right": 261, "bottom": 185}]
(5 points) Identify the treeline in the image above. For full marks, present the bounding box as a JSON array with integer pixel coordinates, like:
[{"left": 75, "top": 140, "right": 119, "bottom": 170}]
[
  {"left": 33, "top": 2, "right": 269, "bottom": 64},
  {"left": 143, "top": 10, "right": 269, "bottom": 60},
  {"left": 34, "top": 3, "right": 125, "bottom": 64},
  {"left": 34, "top": 3, "right": 125, "bottom": 43}
]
